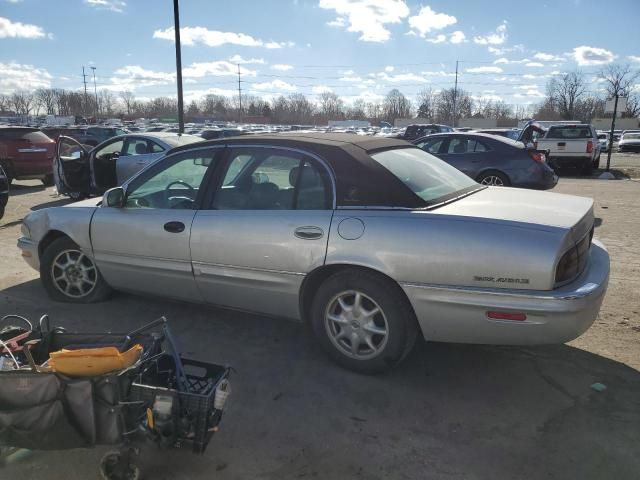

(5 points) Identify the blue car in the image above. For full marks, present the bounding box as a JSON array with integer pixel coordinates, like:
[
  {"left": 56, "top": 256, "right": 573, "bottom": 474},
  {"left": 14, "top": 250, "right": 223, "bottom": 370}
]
[{"left": 413, "top": 132, "right": 557, "bottom": 190}]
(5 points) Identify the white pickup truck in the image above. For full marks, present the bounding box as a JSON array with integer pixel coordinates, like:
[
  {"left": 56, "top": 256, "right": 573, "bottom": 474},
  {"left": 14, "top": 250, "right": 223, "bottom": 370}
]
[{"left": 535, "top": 124, "right": 600, "bottom": 176}]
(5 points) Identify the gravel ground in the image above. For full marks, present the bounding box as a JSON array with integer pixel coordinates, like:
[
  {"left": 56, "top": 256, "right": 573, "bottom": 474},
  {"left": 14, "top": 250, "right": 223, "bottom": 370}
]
[{"left": 1, "top": 173, "right": 639, "bottom": 480}]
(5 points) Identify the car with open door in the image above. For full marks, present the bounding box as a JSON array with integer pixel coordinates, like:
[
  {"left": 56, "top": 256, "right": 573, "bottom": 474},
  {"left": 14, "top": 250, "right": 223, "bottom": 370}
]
[
  {"left": 19, "top": 133, "right": 609, "bottom": 373},
  {"left": 54, "top": 132, "right": 203, "bottom": 199},
  {"left": 0, "top": 165, "right": 8, "bottom": 220}
]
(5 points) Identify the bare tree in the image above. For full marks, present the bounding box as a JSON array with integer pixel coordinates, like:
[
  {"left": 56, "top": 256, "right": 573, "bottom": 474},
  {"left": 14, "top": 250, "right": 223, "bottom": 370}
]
[
  {"left": 547, "top": 71, "right": 587, "bottom": 120},
  {"left": 383, "top": 89, "right": 412, "bottom": 123},
  {"left": 35, "top": 88, "right": 57, "bottom": 115},
  {"left": 99, "top": 90, "right": 118, "bottom": 116},
  {"left": 9, "top": 90, "right": 34, "bottom": 115},
  {"left": 416, "top": 88, "right": 436, "bottom": 120},
  {"left": 120, "top": 91, "right": 135, "bottom": 116},
  {"left": 345, "top": 99, "right": 367, "bottom": 120},
  {"left": 317, "top": 91, "right": 344, "bottom": 120},
  {"left": 598, "top": 63, "right": 640, "bottom": 117},
  {"left": 435, "top": 88, "right": 472, "bottom": 125}
]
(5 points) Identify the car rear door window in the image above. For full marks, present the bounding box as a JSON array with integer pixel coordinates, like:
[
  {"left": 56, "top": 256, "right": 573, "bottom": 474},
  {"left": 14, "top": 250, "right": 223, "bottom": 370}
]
[
  {"left": 474, "top": 140, "right": 489, "bottom": 152},
  {"left": 214, "top": 148, "right": 330, "bottom": 210},
  {"left": 417, "top": 138, "right": 445, "bottom": 154}
]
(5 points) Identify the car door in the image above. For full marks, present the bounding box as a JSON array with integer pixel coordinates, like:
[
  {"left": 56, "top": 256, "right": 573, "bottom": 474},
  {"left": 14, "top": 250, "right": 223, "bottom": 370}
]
[
  {"left": 117, "top": 137, "right": 166, "bottom": 184},
  {"left": 90, "top": 147, "right": 221, "bottom": 301},
  {"left": 54, "top": 136, "right": 91, "bottom": 195},
  {"left": 437, "top": 136, "right": 475, "bottom": 176},
  {"left": 190, "top": 146, "right": 334, "bottom": 319}
]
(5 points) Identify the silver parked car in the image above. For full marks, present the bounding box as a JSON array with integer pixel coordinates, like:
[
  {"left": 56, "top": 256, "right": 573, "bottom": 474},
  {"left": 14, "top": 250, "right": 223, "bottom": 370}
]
[
  {"left": 54, "top": 132, "right": 203, "bottom": 199},
  {"left": 19, "top": 133, "right": 610, "bottom": 373}
]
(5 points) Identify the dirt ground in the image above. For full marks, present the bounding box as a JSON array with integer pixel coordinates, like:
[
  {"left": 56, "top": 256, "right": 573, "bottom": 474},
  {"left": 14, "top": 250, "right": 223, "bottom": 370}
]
[{"left": 1, "top": 169, "right": 639, "bottom": 480}]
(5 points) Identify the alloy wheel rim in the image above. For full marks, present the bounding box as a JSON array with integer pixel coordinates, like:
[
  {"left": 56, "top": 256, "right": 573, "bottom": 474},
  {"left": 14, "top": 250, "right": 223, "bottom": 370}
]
[
  {"left": 481, "top": 175, "right": 504, "bottom": 186},
  {"left": 51, "top": 249, "right": 98, "bottom": 298},
  {"left": 325, "top": 290, "right": 389, "bottom": 360}
]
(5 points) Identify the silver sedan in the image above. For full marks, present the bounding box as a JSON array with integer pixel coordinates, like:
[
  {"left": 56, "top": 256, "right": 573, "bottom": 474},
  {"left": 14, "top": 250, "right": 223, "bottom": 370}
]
[{"left": 19, "top": 133, "right": 610, "bottom": 373}]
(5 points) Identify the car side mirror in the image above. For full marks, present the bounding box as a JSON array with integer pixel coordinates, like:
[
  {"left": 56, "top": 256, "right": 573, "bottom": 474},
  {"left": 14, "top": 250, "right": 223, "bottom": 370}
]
[{"left": 103, "top": 187, "right": 125, "bottom": 208}]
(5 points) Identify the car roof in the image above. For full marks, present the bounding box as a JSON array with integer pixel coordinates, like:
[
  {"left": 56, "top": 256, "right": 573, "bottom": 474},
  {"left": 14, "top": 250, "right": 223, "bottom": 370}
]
[
  {"left": 412, "top": 131, "right": 524, "bottom": 148},
  {"left": 171, "top": 132, "right": 424, "bottom": 208}
]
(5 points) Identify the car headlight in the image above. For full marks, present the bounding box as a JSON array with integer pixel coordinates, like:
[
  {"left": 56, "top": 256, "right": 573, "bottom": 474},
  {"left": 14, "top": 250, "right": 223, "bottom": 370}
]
[{"left": 21, "top": 222, "right": 31, "bottom": 238}]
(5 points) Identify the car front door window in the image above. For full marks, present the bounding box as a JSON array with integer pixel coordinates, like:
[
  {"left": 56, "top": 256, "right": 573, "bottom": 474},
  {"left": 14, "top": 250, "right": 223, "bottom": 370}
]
[{"left": 125, "top": 152, "right": 213, "bottom": 209}]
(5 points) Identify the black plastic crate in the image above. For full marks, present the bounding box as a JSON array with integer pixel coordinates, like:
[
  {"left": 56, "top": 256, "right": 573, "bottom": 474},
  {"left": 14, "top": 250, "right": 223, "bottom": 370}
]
[{"left": 129, "top": 356, "right": 229, "bottom": 454}]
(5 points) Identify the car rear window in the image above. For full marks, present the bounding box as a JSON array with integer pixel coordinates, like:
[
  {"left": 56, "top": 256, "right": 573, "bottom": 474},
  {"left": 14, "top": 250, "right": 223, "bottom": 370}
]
[
  {"left": 17, "top": 130, "right": 52, "bottom": 142},
  {"left": 546, "top": 126, "right": 593, "bottom": 139},
  {"left": 371, "top": 147, "right": 478, "bottom": 205}
]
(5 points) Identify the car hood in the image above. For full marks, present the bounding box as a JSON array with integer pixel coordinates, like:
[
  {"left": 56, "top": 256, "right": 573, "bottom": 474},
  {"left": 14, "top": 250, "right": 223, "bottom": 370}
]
[
  {"left": 433, "top": 186, "right": 594, "bottom": 241},
  {"left": 63, "top": 197, "right": 102, "bottom": 208}
]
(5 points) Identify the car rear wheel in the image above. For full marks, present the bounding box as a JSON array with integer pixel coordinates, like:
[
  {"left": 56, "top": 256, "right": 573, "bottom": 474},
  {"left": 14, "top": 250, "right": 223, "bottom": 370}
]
[
  {"left": 477, "top": 170, "right": 509, "bottom": 187},
  {"left": 310, "top": 270, "right": 418, "bottom": 374},
  {"left": 40, "top": 236, "right": 112, "bottom": 303},
  {"left": 582, "top": 163, "right": 594, "bottom": 176}
]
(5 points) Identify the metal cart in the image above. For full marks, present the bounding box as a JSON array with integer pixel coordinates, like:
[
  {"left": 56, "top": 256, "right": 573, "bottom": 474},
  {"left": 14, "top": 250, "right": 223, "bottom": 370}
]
[{"left": 0, "top": 315, "right": 231, "bottom": 480}]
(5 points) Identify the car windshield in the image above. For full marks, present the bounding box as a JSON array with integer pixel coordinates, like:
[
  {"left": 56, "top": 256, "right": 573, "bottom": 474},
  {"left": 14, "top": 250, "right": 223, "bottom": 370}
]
[
  {"left": 623, "top": 133, "right": 640, "bottom": 140},
  {"left": 370, "top": 147, "right": 479, "bottom": 205},
  {"left": 546, "top": 126, "right": 592, "bottom": 139}
]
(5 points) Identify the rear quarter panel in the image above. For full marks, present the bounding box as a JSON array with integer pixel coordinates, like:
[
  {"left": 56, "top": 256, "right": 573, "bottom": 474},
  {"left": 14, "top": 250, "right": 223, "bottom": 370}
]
[{"left": 326, "top": 210, "right": 568, "bottom": 291}]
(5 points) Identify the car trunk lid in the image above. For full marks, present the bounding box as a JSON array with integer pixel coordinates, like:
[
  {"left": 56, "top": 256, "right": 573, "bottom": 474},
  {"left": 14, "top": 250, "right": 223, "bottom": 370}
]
[{"left": 432, "top": 186, "right": 594, "bottom": 243}]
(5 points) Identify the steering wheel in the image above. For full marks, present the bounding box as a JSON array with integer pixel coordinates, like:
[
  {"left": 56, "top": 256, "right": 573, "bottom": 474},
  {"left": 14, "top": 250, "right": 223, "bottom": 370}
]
[{"left": 165, "top": 180, "right": 195, "bottom": 207}]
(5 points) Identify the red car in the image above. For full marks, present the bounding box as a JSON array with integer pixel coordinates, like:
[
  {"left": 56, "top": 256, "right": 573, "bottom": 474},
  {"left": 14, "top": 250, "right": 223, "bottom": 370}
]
[{"left": 0, "top": 127, "right": 56, "bottom": 185}]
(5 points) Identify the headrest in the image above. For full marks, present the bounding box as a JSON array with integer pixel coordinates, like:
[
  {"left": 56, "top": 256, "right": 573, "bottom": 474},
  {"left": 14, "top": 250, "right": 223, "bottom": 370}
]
[{"left": 135, "top": 142, "right": 147, "bottom": 155}]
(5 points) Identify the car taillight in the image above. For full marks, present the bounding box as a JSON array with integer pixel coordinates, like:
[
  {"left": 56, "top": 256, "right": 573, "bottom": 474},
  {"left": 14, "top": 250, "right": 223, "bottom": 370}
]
[
  {"left": 555, "top": 247, "right": 579, "bottom": 284},
  {"left": 528, "top": 150, "right": 545, "bottom": 163},
  {"left": 586, "top": 141, "right": 593, "bottom": 153}
]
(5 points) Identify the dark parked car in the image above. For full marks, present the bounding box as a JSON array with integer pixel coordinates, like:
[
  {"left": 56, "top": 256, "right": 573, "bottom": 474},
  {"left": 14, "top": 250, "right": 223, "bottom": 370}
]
[
  {"left": 399, "top": 123, "right": 453, "bottom": 141},
  {"left": 413, "top": 132, "right": 557, "bottom": 189},
  {"left": 474, "top": 128, "right": 521, "bottom": 140},
  {"left": 74, "top": 126, "right": 129, "bottom": 147},
  {"left": 0, "top": 127, "right": 56, "bottom": 185},
  {"left": 199, "top": 128, "right": 247, "bottom": 140},
  {"left": 0, "top": 164, "right": 8, "bottom": 219}
]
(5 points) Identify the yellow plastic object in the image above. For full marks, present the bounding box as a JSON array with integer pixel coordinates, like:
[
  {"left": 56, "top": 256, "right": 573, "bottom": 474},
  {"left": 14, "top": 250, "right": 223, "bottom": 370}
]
[{"left": 49, "top": 344, "right": 143, "bottom": 376}]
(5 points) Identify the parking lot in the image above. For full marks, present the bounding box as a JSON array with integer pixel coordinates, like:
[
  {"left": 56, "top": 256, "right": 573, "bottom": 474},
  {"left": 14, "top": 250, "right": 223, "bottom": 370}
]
[{"left": 1, "top": 161, "right": 639, "bottom": 479}]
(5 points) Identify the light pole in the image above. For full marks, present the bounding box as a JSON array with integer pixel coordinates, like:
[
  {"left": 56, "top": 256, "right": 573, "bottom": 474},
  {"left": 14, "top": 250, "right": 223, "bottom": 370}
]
[
  {"left": 173, "top": 0, "right": 184, "bottom": 133},
  {"left": 90, "top": 66, "right": 98, "bottom": 123}
]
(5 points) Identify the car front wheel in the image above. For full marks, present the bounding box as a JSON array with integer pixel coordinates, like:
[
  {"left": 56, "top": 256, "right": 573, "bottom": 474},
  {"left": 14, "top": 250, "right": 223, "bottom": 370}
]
[
  {"left": 477, "top": 170, "right": 509, "bottom": 186},
  {"left": 310, "top": 270, "right": 418, "bottom": 373},
  {"left": 40, "top": 236, "right": 112, "bottom": 303}
]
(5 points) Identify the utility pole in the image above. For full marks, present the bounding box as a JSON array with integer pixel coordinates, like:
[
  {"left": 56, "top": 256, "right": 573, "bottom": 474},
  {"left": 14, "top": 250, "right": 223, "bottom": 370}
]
[
  {"left": 237, "top": 63, "right": 243, "bottom": 123},
  {"left": 606, "top": 93, "right": 619, "bottom": 172},
  {"left": 173, "top": 0, "right": 184, "bottom": 133},
  {"left": 452, "top": 60, "right": 459, "bottom": 128},
  {"left": 90, "top": 66, "right": 98, "bottom": 123},
  {"left": 82, "top": 66, "right": 89, "bottom": 118}
]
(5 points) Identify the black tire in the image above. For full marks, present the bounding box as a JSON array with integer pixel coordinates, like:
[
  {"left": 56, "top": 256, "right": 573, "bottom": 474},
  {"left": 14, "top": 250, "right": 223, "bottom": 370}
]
[
  {"left": 310, "top": 270, "right": 419, "bottom": 374},
  {"left": 99, "top": 451, "right": 140, "bottom": 480},
  {"left": 476, "top": 170, "right": 510, "bottom": 187},
  {"left": 40, "top": 236, "right": 112, "bottom": 303},
  {"left": 592, "top": 156, "right": 600, "bottom": 170},
  {"left": 68, "top": 191, "right": 87, "bottom": 201},
  {"left": 42, "top": 174, "right": 54, "bottom": 186},
  {"left": 0, "top": 207, "right": 4, "bottom": 220},
  {"left": 581, "top": 163, "right": 594, "bottom": 176}
]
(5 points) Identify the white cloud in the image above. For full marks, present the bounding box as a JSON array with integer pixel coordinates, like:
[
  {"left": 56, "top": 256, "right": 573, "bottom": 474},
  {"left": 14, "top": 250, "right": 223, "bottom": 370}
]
[
  {"left": 228, "top": 55, "right": 265, "bottom": 64},
  {"left": 319, "top": 0, "right": 410, "bottom": 42},
  {"left": 533, "top": 52, "right": 564, "bottom": 62},
  {"left": 449, "top": 30, "right": 466, "bottom": 44},
  {"left": 573, "top": 46, "right": 616, "bottom": 66},
  {"left": 472, "top": 93, "right": 503, "bottom": 103},
  {"left": 182, "top": 61, "right": 256, "bottom": 78},
  {"left": 377, "top": 72, "right": 426, "bottom": 82},
  {"left": 421, "top": 70, "right": 456, "bottom": 77},
  {"left": 487, "top": 44, "right": 524, "bottom": 56},
  {"left": 384, "top": 65, "right": 394, "bottom": 72},
  {"left": 522, "top": 74, "right": 537, "bottom": 79},
  {"left": 473, "top": 21, "right": 507, "bottom": 45},
  {"left": 265, "top": 40, "right": 295, "bottom": 49},
  {"left": 514, "top": 89, "right": 545, "bottom": 98},
  {"left": 84, "top": 0, "right": 126, "bottom": 13},
  {"left": 0, "top": 62, "right": 52, "bottom": 93},
  {"left": 108, "top": 65, "right": 174, "bottom": 90},
  {"left": 466, "top": 66, "right": 503, "bottom": 74},
  {"left": 408, "top": 6, "right": 456, "bottom": 37},
  {"left": 153, "top": 26, "right": 293, "bottom": 49},
  {"left": 629, "top": 55, "right": 640, "bottom": 63},
  {"left": 340, "top": 69, "right": 355, "bottom": 75},
  {"left": 426, "top": 34, "right": 446, "bottom": 44},
  {"left": 251, "top": 79, "right": 297, "bottom": 92},
  {"left": 525, "top": 62, "right": 544, "bottom": 67},
  {"left": 271, "top": 64, "right": 294, "bottom": 71},
  {"left": 493, "top": 57, "right": 531, "bottom": 65},
  {"left": 339, "top": 75, "right": 363, "bottom": 82},
  {"left": 0, "top": 16, "right": 47, "bottom": 39},
  {"left": 515, "top": 84, "right": 540, "bottom": 90},
  {"left": 312, "top": 85, "right": 333, "bottom": 94}
]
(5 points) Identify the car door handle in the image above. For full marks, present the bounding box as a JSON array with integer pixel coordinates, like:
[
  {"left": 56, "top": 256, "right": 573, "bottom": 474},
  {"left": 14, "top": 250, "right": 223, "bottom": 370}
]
[
  {"left": 557, "top": 142, "right": 566, "bottom": 146},
  {"left": 294, "top": 226, "right": 324, "bottom": 240},
  {"left": 164, "top": 221, "right": 185, "bottom": 233}
]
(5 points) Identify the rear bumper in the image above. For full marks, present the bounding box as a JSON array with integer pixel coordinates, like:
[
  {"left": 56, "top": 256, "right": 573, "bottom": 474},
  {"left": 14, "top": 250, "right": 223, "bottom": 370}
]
[
  {"left": 548, "top": 156, "right": 593, "bottom": 168},
  {"left": 8, "top": 157, "right": 53, "bottom": 178},
  {"left": 401, "top": 240, "right": 609, "bottom": 345},
  {"left": 17, "top": 237, "right": 39, "bottom": 271}
]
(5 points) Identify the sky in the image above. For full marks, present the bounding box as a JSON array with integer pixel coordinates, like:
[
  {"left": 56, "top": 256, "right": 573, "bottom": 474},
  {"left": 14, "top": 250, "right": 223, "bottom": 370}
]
[{"left": 1, "top": 0, "right": 639, "bottom": 108}]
